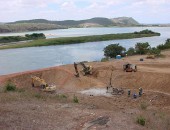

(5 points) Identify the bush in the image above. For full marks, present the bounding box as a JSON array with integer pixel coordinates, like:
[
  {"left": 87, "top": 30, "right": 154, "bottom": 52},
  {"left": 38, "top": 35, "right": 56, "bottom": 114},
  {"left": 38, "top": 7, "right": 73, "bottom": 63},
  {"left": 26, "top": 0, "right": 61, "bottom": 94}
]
[
  {"left": 127, "top": 47, "right": 136, "bottom": 56},
  {"left": 0, "top": 33, "right": 46, "bottom": 43},
  {"left": 17, "top": 88, "right": 25, "bottom": 93},
  {"left": 103, "top": 44, "right": 126, "bottom": 58},
  {"left": 0, "top": 36, "right": 28, "bottom": 43},
  {"left": 134, "top": 29, "right": 160, "bottom": 35},
  {"left": 157, "top": 39, "right": 170, "bottom": 50},
  {"left": 137, "top": 116, "right": 146, "bottom": 126},
  {"left": 5, "top": 81, "right": 16, "bottom": 92},
  {"left": 140, "top": 102, "right": 148, "bottom": 110},
  {"left": 58, "top": 94, "right": 67, "bottom": 99},
  {"left": 148, "top": 47, "right": 161, "bottom": 56},
  {"left": 34, "top": 93, "right": 45, "bottom": 99},
  {"left": 101, "top": 57, "right": 109, "bottom": 62},
  {"left": 135, "top": 42, "right": 150, "bottom": 55},
  {"left": 73, "top": 95, "right": 79, "bottom": 103},
  {"left": 25, "top": 33, "right": 46, "bottom": 40}
]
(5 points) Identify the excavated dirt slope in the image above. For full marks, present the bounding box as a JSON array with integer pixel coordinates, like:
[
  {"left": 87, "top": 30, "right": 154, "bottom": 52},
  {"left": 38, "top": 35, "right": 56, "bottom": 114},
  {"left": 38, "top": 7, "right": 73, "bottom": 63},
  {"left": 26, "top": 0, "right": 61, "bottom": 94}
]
[
  {"left": 1, "top": 50, "right": 170, "bottom": 93},
  {"left": 0, "top": 50, "right": 170, "bottom": 130}
]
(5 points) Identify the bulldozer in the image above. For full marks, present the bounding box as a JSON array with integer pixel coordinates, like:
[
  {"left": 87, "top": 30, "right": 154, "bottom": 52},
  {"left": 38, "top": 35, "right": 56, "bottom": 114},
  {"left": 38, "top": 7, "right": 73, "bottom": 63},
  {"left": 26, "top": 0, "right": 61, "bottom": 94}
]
[
  {"left": 31, "top": 76, "right": 56, "bottom": 92},
  {"left": 74, "top": 62, "right": 93, "bottom": 77},
  {"left": 106, "top": 67, "right": 124, "bottom": 95},
  {"left": 123, "top": 63, "right": 137, "bottom": 72},
  {"left": 146, "top": 54, "right": 155, "bottom": 59}
]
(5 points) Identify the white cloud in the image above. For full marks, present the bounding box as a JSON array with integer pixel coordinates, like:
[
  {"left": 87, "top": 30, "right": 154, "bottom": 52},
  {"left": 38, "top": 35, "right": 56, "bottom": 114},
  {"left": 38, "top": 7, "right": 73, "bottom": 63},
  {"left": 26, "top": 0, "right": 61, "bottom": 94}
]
[{"left": 0, "top": 0, "right": 170, "bottom": 23}]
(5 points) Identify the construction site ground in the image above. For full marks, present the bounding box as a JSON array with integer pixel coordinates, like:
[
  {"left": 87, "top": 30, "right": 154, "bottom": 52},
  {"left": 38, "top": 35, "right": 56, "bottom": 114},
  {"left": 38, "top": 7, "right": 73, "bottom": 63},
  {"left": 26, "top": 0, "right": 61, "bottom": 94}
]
[{"left": 0, "top": 50, "right": 170, "bottom": 130}]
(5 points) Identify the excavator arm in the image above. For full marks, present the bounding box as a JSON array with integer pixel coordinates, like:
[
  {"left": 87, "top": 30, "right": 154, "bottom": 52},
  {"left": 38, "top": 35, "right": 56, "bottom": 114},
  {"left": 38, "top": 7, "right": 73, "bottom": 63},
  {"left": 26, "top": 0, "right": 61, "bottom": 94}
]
[{"left": 74, "top": 62, "right": 93, "bottom": 77}]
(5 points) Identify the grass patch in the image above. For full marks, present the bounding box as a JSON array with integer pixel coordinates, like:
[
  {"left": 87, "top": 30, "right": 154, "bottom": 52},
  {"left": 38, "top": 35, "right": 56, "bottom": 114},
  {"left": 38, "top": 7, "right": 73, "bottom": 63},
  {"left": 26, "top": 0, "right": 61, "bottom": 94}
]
[
  {"left": 34, "top": 93, "right": 46, "bottom": 100},
  {"left": 101, "top": 57, "right": 109, "bottom": 62},
  {"left": 58, "top": 94, "right": 67, "bottom": 99},
  {"left": 157, "top": 54, "right": 166, "bottom": 58},
  {"left": 17, "top": 88, "right": 25, "bottom": 93},
  {"left": 137, "top": 116, "right": 146, "bottom": 126},
  {"left": 140, "top": 102, "right": 148, "bottom": 110},
  {"left": 4, "top": 81, "right": 16, "bottom": 92},
  {"left": 0, "top": 31, "right": 160, "bottom": 50},
  {"left": 73, "top": 95, "right": 79, "bottom": 103}
]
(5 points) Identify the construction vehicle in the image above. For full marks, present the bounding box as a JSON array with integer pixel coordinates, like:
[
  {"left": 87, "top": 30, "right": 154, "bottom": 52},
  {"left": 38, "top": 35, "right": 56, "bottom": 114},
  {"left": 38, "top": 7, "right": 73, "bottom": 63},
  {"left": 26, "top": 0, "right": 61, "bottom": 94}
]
[
  {"left": 106, "top": 67, "right": 124, "bottom": 95},
  {"left": 123, "top": 63, "right": 137, "bottom": 72},
  {"left": 74, "top": 62, "right": 93, "bottom": 77},
  {"left": 31, "top": 76, "right": 56, "bottom": 92}
]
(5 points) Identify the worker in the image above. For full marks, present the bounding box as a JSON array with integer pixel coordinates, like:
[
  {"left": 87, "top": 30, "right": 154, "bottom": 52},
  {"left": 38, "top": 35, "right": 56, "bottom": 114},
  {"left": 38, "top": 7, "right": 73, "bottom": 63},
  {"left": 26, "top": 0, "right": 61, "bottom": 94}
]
[
  {"left": 74, "top": 62, "right": 79, "bottom": 77},
  {"left": 32, "top": 82, "right": 35, "bottom": 87},
  {"left": 106, "top": 86, "right": 109, "bottom": 93},
  {"left": 139, "top": 87, "right": 143, "bottom": 96},
  {"left": 31, "top": 79, "right": 35, "bottom": 87},
  {"left": 128, "top": 89, "right": 130, "bottom": 96},
  {"left": 133, "top": 93, "right": 137, "bottom": 98}
]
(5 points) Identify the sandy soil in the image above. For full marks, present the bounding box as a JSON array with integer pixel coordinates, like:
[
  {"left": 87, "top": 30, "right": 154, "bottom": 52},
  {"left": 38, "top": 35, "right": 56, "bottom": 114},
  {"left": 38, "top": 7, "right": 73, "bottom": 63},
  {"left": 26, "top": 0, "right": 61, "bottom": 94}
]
[{"left": 0, "top": 50, "right": 170, "bottom": 130}]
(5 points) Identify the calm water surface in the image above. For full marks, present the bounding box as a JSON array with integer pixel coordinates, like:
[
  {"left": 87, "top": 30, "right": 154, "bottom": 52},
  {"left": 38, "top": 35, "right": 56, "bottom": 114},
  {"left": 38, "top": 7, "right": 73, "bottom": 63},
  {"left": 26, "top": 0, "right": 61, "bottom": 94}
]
[{"left": 0, "top": 27, "right": 169, "bottom": 75}]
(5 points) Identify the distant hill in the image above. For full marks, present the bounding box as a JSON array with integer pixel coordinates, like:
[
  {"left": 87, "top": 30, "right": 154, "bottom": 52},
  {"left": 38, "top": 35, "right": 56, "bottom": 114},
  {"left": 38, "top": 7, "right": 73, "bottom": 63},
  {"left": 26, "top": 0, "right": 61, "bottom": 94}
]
[
  {"left": 0, "top": 17, "right": 140, "bottom": 33},
  {"left": 0, "top": 23, "right": 65, "bottom": 33},
  {"left": 111, "top": 17, "right": 139, "bottom": 26},
  {"left": 9, "top": 17, "right": 139, "bottom": 27}
]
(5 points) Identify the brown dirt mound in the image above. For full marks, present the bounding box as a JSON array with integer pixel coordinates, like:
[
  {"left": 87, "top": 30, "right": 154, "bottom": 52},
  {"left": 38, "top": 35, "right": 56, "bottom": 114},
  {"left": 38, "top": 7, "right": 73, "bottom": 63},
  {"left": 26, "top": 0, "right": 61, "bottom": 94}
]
[{"left": 0, "top": 66, "right": 105, "bottom": 91}]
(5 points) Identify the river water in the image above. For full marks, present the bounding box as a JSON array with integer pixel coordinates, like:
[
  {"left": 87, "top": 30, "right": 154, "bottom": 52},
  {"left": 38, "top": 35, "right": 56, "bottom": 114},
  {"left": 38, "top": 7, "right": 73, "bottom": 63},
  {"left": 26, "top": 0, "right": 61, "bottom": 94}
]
[{"left": 0, "top": 27, "right": 169, "bottom": 75}]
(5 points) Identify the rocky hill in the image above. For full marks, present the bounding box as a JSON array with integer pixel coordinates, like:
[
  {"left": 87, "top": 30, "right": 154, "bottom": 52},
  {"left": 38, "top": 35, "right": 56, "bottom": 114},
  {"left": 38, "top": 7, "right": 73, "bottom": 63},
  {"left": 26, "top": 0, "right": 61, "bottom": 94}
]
[
  {"left": 111, "top": 17, "right": 139, "bottom": 26},
  {"left": 0, "top": 17, "right": 140, "bottom": 33},
  {"left": 10, "top": 17, "right": 139, "bottom": 27}
]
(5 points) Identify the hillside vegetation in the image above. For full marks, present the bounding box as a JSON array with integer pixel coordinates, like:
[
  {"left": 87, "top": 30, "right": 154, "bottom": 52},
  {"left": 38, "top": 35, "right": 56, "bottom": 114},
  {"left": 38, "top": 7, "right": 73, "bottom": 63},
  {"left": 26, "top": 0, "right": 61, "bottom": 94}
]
[
  {"left": 0, "top": 17, "right": 139, "bottom": 33},
  {"left": 0, "top": 23, "right": 65, "bottom": 33}
]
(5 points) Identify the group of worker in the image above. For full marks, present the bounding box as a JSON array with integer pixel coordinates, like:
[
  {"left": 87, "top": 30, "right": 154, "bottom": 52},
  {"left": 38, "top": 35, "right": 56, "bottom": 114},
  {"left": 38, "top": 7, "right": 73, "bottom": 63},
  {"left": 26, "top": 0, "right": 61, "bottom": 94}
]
[{"left": 128, "top": 87, "right": 143, "bottom": 98}]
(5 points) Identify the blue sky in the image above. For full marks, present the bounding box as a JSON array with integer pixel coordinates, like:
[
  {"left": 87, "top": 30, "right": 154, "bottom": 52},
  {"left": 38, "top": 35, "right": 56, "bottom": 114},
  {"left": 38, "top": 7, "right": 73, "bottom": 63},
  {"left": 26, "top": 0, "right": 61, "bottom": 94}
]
[{"left": 0, "top": 0, "right": 170, "bottom": 23}]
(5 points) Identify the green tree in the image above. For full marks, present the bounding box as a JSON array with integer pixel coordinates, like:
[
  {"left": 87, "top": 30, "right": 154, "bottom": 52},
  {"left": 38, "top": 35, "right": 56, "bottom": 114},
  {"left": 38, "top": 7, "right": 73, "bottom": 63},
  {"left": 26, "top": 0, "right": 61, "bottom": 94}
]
[
  {"left": 127, "top": 47, "right": 136, "bottom": 56},
  {"left": 135, "top": 42, "right": 150, "bottom": 54},
  {"left": 25, "top": 33, "right": 46, "bottom": 39},
  {"left": 157, "top": 38, "right": 170, "bottom": 50},
  {"left": 104, "top": 44, "right": 126, "bottom": 58},
  {"left": 148, "top": 47, "right": 161, "bottom": 56}
]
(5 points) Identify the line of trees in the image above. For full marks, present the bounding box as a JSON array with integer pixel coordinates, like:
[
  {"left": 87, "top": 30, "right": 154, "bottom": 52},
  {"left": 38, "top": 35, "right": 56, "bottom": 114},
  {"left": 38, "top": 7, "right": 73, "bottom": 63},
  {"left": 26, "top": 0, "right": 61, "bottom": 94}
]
[
  {"left": 0, "top": 33, "right": 46, "bottom": 43},
  {"left": 157, "top": 39, "right": 170, "bottom": 50},
  {"left": 103, "top": 38, "right": 170, "bottom": 58},
  {"left": 126, "top": 42, "right": 161, "bottom": 56},
  {"left": 25, "top": 33, "right": 46, "bottom": 40}
]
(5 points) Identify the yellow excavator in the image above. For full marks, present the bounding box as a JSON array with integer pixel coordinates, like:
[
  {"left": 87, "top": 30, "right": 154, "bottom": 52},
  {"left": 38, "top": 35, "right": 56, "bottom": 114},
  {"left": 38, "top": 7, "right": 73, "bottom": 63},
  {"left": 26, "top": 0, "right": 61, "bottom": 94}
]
[
  {"left": 74, "top": 62, "right": 93, "bottom": 77},
  {"left": 31, "top": 76, "right": 56, "bottom": 92},
  {"left": 146, "top": 54, "right": 155, "bottom": 59}
]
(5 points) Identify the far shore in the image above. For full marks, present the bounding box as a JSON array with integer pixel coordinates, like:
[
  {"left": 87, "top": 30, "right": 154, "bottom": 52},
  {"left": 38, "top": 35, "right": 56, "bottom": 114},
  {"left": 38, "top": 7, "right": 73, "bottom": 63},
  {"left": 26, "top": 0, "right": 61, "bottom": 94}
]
[{"left": 0, "top": 32, "right": 160, "bottom": 50}]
